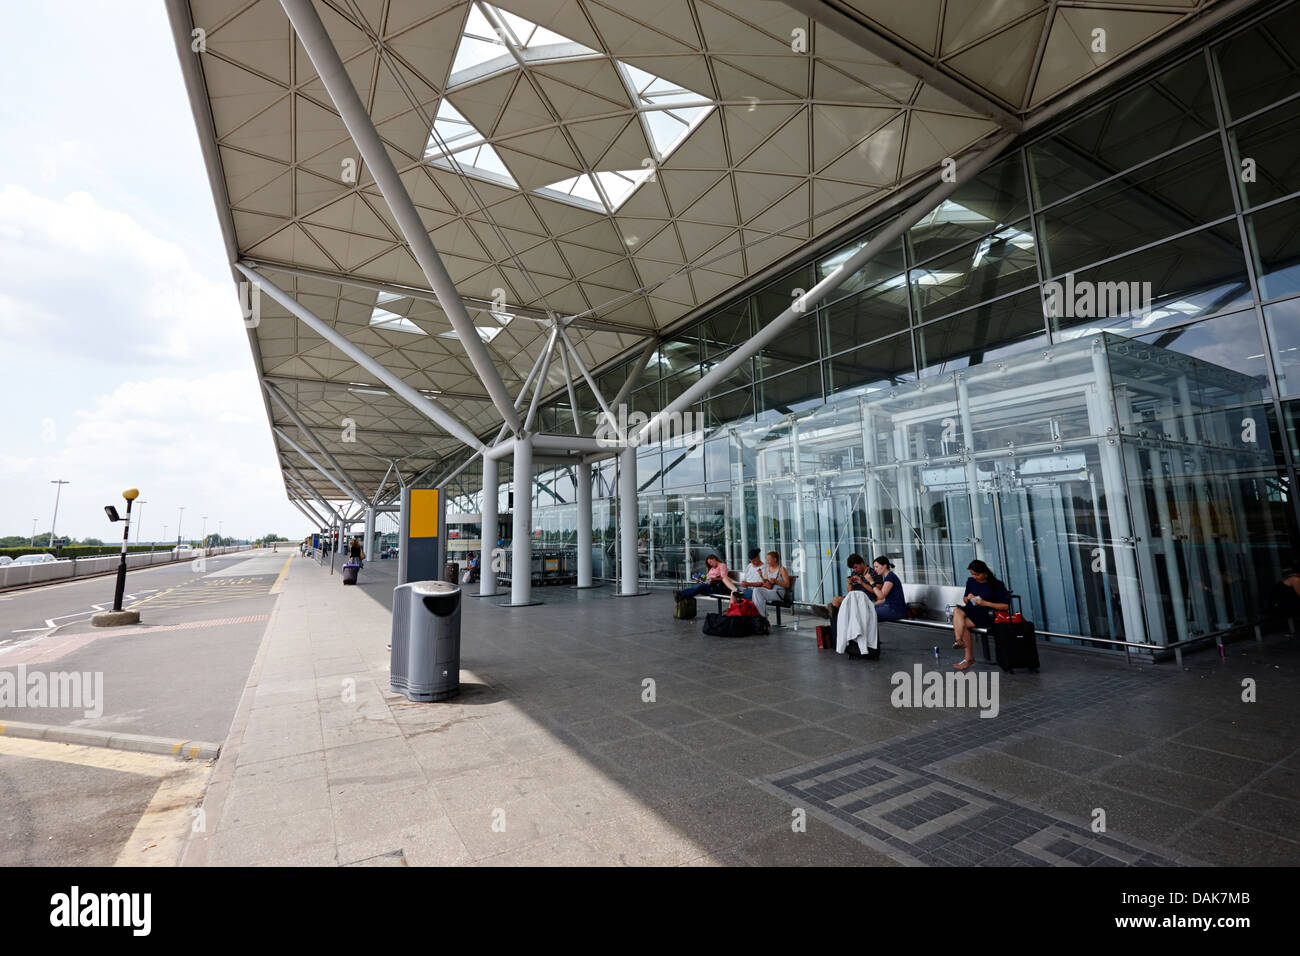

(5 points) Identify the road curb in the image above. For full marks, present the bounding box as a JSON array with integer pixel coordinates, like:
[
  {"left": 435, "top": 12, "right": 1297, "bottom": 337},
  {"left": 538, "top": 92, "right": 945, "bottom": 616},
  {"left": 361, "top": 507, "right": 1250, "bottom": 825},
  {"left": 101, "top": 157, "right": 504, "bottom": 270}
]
[{"left": 0, "top": 719, "right": 220, "bottom": 760}]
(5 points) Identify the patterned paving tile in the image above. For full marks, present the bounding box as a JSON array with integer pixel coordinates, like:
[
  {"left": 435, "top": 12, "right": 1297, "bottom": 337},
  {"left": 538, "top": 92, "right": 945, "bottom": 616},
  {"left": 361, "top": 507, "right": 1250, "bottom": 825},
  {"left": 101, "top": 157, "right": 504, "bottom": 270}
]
[{"left": 758, "top": 672, "right": 1190, "bottom": 867}]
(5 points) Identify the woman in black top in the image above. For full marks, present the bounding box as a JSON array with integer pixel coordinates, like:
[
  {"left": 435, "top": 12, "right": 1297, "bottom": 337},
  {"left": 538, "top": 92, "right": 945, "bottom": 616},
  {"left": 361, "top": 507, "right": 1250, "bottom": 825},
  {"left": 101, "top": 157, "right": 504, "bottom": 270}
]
[
  {"left": 952, "top": 559, "right": 1009, "bottom": 671},
  {"left": 348, "top": 537, "right": 363, "bottom": 565}
]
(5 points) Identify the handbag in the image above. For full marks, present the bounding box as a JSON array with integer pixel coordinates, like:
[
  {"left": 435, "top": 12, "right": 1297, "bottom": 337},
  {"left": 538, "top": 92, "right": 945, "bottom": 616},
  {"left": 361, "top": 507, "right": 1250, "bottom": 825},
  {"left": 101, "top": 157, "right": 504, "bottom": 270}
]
[
  {"left": 726, "top": 598, "right": 760, "bottom": 617},
  {"left": 994, "top": 595, "right": 1025, "bottom": 624}
]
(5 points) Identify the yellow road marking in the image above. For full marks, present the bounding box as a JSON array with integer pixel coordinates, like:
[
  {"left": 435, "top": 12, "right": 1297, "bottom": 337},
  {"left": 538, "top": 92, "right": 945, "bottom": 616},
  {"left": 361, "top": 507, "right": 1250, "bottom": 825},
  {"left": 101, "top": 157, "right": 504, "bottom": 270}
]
[
  {"left": 269, "top": 556, "right": 292, "bottom": 595},
  {"left": 0, "top": 736, "right": 214, "bottom": 867}
]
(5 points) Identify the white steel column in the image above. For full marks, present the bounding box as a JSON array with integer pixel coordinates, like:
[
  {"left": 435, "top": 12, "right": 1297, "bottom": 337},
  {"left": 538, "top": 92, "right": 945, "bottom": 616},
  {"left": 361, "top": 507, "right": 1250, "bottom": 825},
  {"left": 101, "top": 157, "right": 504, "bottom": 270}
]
[
  {"left": 1088, "top": 344, "right": 1148, "bottom": 646},
  {"left": 363, "top": 506, "right": 376, "bottom": 562},
  {"left": 619, "top": 445, "right": 641, "bottom": 595},
  {"left": 509, "top": 437, "right": 537, "bottom": 605},
  {"left": 480, "top": 455, "right": 500, "bottom": 597},
  {"left": 576, "top": 461, "right": 594, "bottom": 587},
  {"left": 957, "top": 375, "right": 986, "bottom": 562},
  {"left": 277, "top": 0, "right": 520, "bottom": 433}
]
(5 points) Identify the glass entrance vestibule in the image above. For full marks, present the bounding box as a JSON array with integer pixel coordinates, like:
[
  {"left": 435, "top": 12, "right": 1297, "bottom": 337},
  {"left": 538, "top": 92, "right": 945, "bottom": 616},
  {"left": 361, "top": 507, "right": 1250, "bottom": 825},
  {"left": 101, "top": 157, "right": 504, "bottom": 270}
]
[{"left": 531, "top": 334, "right": 1289, "bottom": 655}]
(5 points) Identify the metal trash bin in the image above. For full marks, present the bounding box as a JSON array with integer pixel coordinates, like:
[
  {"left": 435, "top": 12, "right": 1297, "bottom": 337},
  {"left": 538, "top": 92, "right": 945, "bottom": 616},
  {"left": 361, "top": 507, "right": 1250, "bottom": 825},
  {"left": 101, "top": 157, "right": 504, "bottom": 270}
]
[
  {"left": 390, "top": 580, "right": 461, "bottom": 702},
  {"left": 443, "top": 560, "right": 460, "bottom": 584}
]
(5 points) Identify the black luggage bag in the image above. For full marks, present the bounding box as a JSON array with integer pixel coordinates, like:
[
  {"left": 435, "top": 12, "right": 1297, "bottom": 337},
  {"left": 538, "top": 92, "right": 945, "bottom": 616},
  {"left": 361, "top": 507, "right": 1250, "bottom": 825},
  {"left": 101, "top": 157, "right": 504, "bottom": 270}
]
[
  {"left": 342, "top": 561, "right": 360, "bottom": 585},
  {"left": 674, "top": 596, "right": 697, "bottom": 619},
  {"left": 990, "top": 597, "right": 1038, "bottom": 672},
  {"left": 702, "top": 612, "right": 769, "bottom": 637}
]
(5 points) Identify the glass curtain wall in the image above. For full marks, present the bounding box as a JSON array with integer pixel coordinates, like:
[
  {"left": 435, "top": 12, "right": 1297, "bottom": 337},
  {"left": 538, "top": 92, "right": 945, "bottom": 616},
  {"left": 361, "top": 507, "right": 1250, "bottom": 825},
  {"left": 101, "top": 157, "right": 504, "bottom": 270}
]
[{"left": 507, "top": 1, "right": 1300, "bottom": 650}]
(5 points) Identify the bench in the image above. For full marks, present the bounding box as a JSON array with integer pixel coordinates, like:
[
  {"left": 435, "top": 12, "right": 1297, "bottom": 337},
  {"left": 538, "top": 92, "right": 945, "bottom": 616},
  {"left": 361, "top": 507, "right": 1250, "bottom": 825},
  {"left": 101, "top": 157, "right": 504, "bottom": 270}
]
[
  {"left": 701, "top": 570, "right": 798, "bottom": 627},
  {"left": 883, "top": 582, "right": 1005, "bottom": 663}
]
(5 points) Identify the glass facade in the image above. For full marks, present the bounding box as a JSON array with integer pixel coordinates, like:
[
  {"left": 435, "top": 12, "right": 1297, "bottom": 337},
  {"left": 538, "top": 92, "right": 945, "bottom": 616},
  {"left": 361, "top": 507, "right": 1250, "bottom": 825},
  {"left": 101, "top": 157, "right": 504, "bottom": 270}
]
[{"left": 443, "top": 1, "right": 1300, "bottom": 653}]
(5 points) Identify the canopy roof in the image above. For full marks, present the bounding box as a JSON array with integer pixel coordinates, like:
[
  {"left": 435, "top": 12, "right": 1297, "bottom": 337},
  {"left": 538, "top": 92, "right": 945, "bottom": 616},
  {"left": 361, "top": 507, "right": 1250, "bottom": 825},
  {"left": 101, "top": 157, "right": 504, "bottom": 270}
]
[{"left": 170, "top": 0, "right": 1234, "bottom": 507}]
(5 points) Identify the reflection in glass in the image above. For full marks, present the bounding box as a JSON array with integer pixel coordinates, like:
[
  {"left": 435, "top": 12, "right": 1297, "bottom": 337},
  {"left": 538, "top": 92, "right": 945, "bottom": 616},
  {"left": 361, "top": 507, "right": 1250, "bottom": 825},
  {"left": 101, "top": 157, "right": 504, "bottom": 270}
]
[
  {"left": 1213, "top": 3, "right": 1300, "bottom": 121},
  {"left": 1037, "top": 137, "right": 1236, "bottom": 278},
  {"left": 907, "top": 152, "right": 1028, "bottom": 265},
  {"left": 1264, "top": 298, "right": 1300, "bottom": 397},
  {"left": 1228, "top": 97, "right": 1300, "bottom": 209},
  {"left": 1028, "top": 55, "right": 1216, "bottom": 206},
  {"left": 1052, "top": 226, "right": 1252, "bottom": 339},
  {"left": 915, "top": 289, "right": 1047, "bottom": 378},
  {"left": 1247, "top": 196, "right": 1300, "bottom": 300},
  {"left": 909, "top": 221, "right": 1038, "bottom": 323}
]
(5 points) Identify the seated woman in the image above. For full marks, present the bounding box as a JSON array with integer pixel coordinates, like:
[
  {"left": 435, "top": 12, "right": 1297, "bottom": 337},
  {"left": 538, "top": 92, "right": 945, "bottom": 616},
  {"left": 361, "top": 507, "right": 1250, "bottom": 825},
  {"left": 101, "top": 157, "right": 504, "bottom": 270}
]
[
  {"left": 737, "top": 551, "right": 791, "bottom": 617},
  {"left": 952, "top": 559, "right": 1010, "bottom": 671},
  {"left": 675, "top": 554, "right": 730, "bottom": 601},
  {"left": 870, "top": 556, "right": 906, "bottom": 622}
]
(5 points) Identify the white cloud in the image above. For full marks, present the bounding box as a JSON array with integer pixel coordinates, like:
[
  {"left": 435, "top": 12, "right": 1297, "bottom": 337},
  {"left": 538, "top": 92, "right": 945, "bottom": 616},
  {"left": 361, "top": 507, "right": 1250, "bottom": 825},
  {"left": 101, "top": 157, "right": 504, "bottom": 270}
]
[
  {"left": 0, "top": 370, "right": 309, "bottom": 541},
  {"left": 0, "top": 185, "right": 243, "bottom": 365}
]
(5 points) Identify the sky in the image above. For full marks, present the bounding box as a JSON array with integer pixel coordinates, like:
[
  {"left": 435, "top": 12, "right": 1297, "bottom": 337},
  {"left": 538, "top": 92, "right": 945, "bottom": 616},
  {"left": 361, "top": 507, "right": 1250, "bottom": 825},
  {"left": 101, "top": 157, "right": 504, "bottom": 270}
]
[{"left": 0, "top": 2, "right": 310, "bottom": 543}]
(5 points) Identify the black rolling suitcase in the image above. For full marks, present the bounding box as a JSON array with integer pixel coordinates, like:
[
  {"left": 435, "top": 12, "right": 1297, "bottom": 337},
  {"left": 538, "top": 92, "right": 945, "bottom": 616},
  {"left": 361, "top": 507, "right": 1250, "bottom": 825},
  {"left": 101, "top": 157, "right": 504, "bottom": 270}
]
[
  {"left": 342, "top": 561, "right": 360, "bottom": 585},
  {"left": 990, "top": 596, "right": 1038, "bottom": 673}
]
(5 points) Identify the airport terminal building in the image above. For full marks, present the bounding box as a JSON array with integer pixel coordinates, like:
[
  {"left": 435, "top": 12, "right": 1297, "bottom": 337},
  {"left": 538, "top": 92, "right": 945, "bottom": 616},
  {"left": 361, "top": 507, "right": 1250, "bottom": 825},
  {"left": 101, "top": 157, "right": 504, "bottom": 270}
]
[{"left": 173, "top": 0, "right": 1300, "bottom": 659}]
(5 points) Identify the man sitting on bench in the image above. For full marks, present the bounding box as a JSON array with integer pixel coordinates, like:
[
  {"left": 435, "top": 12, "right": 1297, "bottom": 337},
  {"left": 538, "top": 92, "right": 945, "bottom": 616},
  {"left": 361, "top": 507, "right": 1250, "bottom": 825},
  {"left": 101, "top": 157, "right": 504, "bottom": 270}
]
[
  {"left": 725, "top": 549, "right": 789, "bottom": 617},
  {"left": 824, "top": 553, "right": 872, "bottom": 622}
]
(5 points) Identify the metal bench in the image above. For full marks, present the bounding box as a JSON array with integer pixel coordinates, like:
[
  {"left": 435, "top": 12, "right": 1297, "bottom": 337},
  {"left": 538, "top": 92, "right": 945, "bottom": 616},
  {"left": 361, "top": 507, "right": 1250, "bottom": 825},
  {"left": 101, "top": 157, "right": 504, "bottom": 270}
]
[{"left": 878, "top": 581, "right": 1005, "bottom": 664}]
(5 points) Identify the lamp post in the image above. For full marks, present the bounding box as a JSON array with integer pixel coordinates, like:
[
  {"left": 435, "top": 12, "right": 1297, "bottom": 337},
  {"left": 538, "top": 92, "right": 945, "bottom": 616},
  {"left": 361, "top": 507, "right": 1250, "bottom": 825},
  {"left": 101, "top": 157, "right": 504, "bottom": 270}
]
[
  {"left": 201, "top": 515, "right": 208, "bottom": 548},
  {"left": 29, "top": 518, "right": 37, "bottom": 548},
  {"left": 136, "top": 500, "right": 147, "bottom": 544},
  {"left": 49, "top": 479, "right": 69, "bottom": 552},
  {"left": 92, "top": 488, "right": 142, "bottom": 627},
  {"left": 177, "top": 506, "right": 185, "bottom": 549}
]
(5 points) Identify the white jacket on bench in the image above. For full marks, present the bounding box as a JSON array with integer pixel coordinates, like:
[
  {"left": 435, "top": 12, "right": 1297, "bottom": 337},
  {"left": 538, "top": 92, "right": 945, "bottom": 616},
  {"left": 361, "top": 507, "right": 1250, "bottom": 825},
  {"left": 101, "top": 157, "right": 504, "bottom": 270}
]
[{"left": 837, "top": 590, "right": 878, "bottom": 655}]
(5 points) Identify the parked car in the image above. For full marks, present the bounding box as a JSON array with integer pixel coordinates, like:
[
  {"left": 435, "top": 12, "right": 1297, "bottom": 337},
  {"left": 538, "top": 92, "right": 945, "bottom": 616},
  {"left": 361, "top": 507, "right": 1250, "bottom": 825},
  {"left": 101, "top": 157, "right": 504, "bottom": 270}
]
[
  {"left": 11, "top": 553, "right": 60, "bottom": 565},
  {"left": 0, "top": 556, "right": 12, "bottom": 566}
]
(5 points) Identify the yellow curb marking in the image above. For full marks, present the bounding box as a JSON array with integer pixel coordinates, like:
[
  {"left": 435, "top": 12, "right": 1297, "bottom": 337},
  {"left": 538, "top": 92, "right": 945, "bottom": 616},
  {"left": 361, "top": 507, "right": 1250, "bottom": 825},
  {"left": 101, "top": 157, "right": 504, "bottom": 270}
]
[
  {"left": 269, "top": 556, "right": 293, "bottom": 595},
  {"left": 0, "top": 736, "right": 214, "bottom": 867}
]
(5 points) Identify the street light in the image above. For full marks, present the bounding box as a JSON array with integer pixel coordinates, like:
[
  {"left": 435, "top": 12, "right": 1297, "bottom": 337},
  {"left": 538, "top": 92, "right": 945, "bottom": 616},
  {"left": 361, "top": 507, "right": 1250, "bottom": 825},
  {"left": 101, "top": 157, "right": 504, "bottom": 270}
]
[
  {"left": 136, "top": 500, "right": 148, "bottom": 544},
  {"left": 49, "top": 480, "right": 69, "bottom": 552},
  {"left": 201, "top": 515, "right": 208, "bottom": 547},
  {"left": 110, "top": 488, "right": 139, "bottom": 612},
  {"left": 29, "top": 518, "right": 37, "bottom": 548},
  {"left": 177, "top": 506, "right": 185, "bottom": 549}
]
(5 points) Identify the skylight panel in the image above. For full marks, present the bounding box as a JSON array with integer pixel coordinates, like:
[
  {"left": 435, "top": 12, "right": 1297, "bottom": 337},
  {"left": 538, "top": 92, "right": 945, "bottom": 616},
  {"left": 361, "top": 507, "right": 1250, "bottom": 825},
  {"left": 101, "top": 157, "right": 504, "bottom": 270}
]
[
  {"left": 369, "top": 307, "right": 427, "bottom": 335},
  {"left": 534, "top": 169, "right": 654, "bottom": 213},
  {"left": 617, "top": 61, "right": 712, "bottom": 159},
  {"left": 450, "top": 4, "right": 509, "bottom": 75},
  {"left": 438, "top": 326, "right": 503, "bottom": 343},
  {"left": 426, "top": 100, "right": 518, "bottom": 186}
]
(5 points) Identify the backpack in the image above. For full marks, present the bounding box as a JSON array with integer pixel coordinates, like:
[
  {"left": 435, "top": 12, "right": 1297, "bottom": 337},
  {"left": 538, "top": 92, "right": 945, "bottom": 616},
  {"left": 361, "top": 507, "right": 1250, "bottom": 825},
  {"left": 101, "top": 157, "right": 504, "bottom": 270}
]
[{"left": 725, "top": 598, "right": 760, "bottom": 617}]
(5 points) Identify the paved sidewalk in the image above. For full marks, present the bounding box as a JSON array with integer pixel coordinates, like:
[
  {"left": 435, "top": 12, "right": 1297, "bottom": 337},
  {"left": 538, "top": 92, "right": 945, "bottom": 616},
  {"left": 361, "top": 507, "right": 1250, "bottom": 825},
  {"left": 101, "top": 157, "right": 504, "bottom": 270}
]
[{"left": 184, "top": 555, "right": 1300, "bottom": 867}]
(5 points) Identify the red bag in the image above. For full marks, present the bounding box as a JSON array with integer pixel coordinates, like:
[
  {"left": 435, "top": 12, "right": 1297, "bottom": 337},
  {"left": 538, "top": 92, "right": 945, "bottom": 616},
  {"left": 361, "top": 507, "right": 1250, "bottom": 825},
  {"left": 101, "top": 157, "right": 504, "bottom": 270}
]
[
  {"left": 993, "top": 611, "right": 1024, "bottom": 623},
  {"left": 726, "top": 598, "right": 760, "bottom": 617}
]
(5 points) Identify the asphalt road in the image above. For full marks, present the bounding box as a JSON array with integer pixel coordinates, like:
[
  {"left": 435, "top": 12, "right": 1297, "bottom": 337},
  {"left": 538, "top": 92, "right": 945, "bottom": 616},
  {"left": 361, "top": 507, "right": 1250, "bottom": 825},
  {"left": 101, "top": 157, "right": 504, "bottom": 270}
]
[
  {"left": 0, "top": 551, "right": 268, "bottom": 636},
  {"left": 0, "top": 548, "right": 290, "bottom": 866}
]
